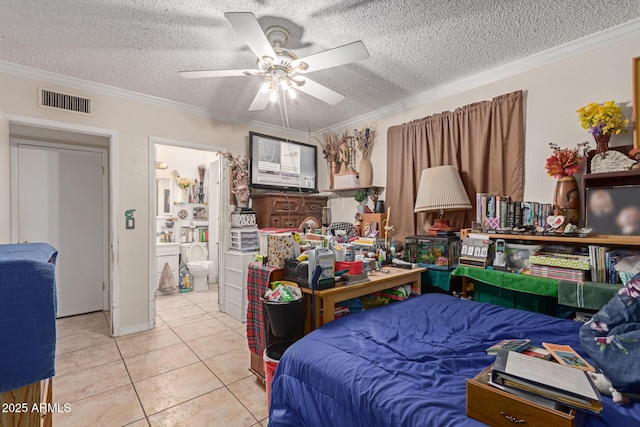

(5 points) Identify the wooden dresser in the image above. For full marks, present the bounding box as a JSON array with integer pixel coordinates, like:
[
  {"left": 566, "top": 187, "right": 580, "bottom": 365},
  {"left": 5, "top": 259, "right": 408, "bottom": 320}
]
[{"left": 251, "top": 193, "right": 328, "bottom": 229}]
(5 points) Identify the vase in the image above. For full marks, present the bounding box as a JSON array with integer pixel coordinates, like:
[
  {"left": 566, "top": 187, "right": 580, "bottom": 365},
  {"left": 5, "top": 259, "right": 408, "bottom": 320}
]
[
  {"left": 553, "top": 176, "right": 580, "bottom": 226},
  {"left": 359, "top": 158, "right": 373, "bottom": 187},
  {"left": 197, "top": 182, "right": 205, "bottom": 203},
  {"left": 329, "top": 162, "right": 340, "bottom": 189},
  {"left": 235, "top": 195, "right": 249, "bottom": 209},
  {"left": 594, "top": 134, "right": 611, "bottom": 155},
  {"left": 176, "top": 187, "right": 189, "bottom": 203}
]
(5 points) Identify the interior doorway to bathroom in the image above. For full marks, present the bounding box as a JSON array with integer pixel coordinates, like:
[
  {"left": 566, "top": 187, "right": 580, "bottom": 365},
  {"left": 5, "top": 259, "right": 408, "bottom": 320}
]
[{"left": 149, "top": 137, "right": 225, "bottom": 328}]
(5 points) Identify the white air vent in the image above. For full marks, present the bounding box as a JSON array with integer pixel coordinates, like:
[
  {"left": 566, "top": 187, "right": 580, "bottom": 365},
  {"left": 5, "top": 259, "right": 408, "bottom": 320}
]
[{"left": 38, "top": 87, "right": 92, "bottom": 115}]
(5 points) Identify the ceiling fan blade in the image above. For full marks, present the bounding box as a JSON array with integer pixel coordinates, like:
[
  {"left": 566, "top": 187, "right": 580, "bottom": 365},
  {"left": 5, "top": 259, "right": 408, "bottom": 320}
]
[
  {"left": 249, "top": 89, "right": 272, "bottom": 111},
  {"left": 179, "top": 69, "right": 260, "bottom": 79},
  {"left": 224, "top": 12, "right": 277, "bottom": 62},
  {"left": 292, "top": 41, "right": 369, "bottom": 73},
  {"left": 295, "top": 78, "right": 346, "bottom": 105}
]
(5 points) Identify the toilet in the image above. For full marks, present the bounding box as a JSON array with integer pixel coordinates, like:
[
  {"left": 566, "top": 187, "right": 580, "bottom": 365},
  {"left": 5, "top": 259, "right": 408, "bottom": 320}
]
[{"left": 180, "top": 242, "right": 213, "bottom": 292}]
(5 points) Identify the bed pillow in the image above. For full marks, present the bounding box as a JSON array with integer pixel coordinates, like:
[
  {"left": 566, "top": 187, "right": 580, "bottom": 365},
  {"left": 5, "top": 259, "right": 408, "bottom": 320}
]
[{"left": 579, "top": 273, "right": 640, "bottom": 393}]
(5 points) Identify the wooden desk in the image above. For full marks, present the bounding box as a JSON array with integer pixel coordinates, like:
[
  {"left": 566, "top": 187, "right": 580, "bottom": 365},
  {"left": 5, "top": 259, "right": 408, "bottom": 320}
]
[{"left": 300, "top": 266, "right": 426, "bottom": 330}]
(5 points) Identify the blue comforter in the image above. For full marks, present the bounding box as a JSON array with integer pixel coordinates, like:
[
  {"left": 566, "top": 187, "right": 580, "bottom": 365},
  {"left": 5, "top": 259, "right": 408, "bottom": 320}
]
[
  {"left": 269, "top": 294, "right": 640, "bottom": 426},
  {"left": 0, "top": 243, "right": 58, "bottom": 393}
]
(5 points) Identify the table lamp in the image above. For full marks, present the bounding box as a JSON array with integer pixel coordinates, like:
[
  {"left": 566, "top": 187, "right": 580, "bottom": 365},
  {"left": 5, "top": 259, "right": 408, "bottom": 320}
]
[{"left": 414, "top": 165, "right": 472, "bottom": 235}]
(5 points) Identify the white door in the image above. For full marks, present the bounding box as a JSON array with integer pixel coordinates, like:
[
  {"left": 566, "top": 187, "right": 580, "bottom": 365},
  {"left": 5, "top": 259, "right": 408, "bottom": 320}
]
[{"left": 15, "top": 141, "right": 106, "bottom": 317}]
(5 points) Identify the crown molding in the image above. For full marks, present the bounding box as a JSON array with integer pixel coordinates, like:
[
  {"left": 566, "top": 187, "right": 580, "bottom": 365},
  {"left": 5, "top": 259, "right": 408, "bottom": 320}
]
[
  {"left": 0, "top": 60, "right": 307, "bottom": 140},
  {"left": 3, "top": 17, "right": 639, "bottom": 140},
  {"left": 326, "top": 17, "right": 640, "bottom": 133}
]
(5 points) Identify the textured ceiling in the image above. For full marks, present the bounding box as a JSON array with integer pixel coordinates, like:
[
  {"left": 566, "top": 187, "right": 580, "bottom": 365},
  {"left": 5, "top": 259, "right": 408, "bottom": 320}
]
[{"left": 1, "top": 1, "right": 639, "bottom": 132}]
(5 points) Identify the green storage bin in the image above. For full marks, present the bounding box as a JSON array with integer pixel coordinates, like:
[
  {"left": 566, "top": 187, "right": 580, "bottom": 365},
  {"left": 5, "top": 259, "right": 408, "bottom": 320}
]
[
  {"left": 475, "top": 282, "right": 515, "bottom": 308},
  {"left": 475, "top": 282, "right": 557, "bottom": 315}
]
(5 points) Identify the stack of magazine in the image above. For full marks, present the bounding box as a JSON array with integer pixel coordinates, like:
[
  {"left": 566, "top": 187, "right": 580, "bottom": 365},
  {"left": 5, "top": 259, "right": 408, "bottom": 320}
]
[{"left": 488, "top": 346, "right": 602, "bottom": 413}]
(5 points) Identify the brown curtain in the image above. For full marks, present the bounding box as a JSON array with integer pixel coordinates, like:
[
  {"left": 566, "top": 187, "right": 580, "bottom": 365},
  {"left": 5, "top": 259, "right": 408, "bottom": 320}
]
[{"left": 387, "top": 90, "right": 524, "bottom": 241}]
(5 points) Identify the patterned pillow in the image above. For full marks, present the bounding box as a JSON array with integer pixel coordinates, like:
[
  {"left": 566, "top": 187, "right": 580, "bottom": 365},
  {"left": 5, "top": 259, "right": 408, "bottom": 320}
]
[{"left": 579, "top": 273, "right": 640, "bottom": 393}]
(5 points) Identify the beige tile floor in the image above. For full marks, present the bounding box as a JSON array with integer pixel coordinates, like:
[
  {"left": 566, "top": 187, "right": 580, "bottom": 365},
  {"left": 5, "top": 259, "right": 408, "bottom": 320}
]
[{"left": 53, "top": 285, "right": 268, "bottom": 427}]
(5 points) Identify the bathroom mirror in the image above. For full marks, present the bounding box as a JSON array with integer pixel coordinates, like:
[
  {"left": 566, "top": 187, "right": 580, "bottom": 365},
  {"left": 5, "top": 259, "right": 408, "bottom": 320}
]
[{"left": 157, "top": 178, "right": 171, "bottom": 216}]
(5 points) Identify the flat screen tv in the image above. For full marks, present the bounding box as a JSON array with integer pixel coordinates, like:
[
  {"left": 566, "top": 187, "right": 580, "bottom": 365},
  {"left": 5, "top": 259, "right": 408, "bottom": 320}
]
[{"left": 249, "top": 131, "right": 318, "bottom": 193}]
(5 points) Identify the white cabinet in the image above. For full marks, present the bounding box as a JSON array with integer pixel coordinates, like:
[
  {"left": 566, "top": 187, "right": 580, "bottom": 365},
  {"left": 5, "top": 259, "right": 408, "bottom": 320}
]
[
  {"left": 222, "top": 250, "right": 256, "bottom": 322},
  {"left": 156, "top": 243, "right": 180, "bottom": 289}
]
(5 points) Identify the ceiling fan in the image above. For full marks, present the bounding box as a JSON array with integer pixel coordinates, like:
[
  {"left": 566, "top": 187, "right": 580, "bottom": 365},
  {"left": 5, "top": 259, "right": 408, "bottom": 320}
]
[{"left": 179, "top": 12, "right": 370, "bottom": 111}]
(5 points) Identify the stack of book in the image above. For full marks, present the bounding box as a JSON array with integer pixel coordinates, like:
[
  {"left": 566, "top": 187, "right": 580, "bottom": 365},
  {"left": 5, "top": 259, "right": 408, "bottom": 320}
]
[
  {"left": 588, "top": 246, "right": 639, "bottom": 284},
  {"left": 475, "top": 193, "right": 553, "bottom": 231},
  {"left": 529, "top": 253, "right": 591, "bottom": 282},
  {"left": 485, "top": 338, "right": 552, "bottom": 359},
  {"left": 485, "top": 341, "right": 602, "bottom": 413}
]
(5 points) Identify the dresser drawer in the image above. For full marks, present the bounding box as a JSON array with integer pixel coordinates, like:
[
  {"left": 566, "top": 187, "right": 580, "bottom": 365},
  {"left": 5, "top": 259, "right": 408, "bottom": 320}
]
[
  {"left": 224, "top": 281, "right": 246, "bottom": 307},
  {"left": 466, "top": 365, "right": 579, "bottom": 427},
  {"left": 224, "top": 268, "right": 244, "bottom": 286},
  {"left": 271, "top": 198, "right": 301, "bottom": 214},
  {"left": 302, "top": 202, "right": 324, "bottom": 216},
  {"left": 224, "top": 250, "right": 253, "bottom": 272}
]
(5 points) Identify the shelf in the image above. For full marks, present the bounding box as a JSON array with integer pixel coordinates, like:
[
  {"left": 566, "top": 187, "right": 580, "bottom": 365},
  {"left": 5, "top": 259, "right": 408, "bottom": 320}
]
[
  {"left": 461, "top": 229, "right": 640, "bottom": 247},
  {"left": 321, "top": 186, "right": 384, "bottom": 197},
  {"left": 173, "top": 202, "right": 207, "bottom": 205}
]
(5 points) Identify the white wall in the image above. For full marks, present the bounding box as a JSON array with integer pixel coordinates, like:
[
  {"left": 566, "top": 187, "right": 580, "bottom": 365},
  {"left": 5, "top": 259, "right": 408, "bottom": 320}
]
[
  {"left": 326, "top": 34, "right": 640, "bottom": 223},
  {"left": 0, "top": 71, "right": 287, "bottom": 333}
]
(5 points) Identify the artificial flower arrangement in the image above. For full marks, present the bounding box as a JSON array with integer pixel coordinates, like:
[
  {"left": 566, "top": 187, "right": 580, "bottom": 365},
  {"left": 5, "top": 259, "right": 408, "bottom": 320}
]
[
  {"left": 576, "top": 100, "right": 629, "bottom": 137},
  {"left": 218, "top": 151, "right": 250, "bottom": 203},
  {"left": 545, "top": 141, "right": 590, "bottom": 179},
  {"left": 170, "top": 171, "right": 194, "bottom": 189},
  {"left": 354, "top": 124, "right": 376, "bottom": 159},
  {"left": 318, "top": 131, "right": 344, "bottom": 163}
]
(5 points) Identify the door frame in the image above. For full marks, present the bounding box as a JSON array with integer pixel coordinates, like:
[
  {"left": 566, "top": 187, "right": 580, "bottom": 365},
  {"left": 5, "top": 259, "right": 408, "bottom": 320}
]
[
  {"left": 148, "top": 137, "right": 226, "bottom": 328},
  {"left": 5, "top": 114, "right": 120, "bottom": 335},
  {"left": 10, "top": 139, "right": 109, "bottom": 314}
]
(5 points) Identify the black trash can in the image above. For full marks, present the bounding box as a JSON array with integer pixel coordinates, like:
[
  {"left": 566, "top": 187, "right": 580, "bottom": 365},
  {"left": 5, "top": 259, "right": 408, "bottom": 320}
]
[{"left": 262, "top": 296, "right": 305, "bottom": 339}]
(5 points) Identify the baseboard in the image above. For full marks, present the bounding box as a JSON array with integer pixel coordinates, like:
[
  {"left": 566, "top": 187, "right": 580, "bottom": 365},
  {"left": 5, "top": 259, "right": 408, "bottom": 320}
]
[{"left": 116, "top": 321, "right": 153, "bottom": 337}]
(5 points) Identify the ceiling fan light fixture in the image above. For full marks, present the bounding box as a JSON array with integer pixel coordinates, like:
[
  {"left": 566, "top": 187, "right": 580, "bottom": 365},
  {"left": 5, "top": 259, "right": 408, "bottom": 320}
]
[{"left": 270, "top": 91, "right": 278, "bottom": 102}]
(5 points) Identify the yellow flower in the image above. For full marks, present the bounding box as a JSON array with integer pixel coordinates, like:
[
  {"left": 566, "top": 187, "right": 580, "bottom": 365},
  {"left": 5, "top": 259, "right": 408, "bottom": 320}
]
[{"left": 576, "top": 100, "right": 628, "bottom": 136}]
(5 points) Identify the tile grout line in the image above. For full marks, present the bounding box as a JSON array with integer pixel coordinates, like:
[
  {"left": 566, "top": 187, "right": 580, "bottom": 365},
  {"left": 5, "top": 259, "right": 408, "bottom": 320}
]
[
  {"left": 160, "top": 290, "right": 263, "bottom": 424},
  {"left": 113, "top": 333, "right": 152, "bottom": 426}
]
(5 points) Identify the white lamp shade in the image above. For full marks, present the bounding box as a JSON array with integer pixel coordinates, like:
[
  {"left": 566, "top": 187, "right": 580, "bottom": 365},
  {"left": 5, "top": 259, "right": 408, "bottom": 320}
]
[{"left": 414, "top": 166, "right": 472, "bottom": 213}]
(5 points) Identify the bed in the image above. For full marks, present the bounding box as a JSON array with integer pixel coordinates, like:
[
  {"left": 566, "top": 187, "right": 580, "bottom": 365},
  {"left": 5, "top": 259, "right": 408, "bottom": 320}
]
[{"left": 268, "top": 294, "right": 640, "bottom": 426}]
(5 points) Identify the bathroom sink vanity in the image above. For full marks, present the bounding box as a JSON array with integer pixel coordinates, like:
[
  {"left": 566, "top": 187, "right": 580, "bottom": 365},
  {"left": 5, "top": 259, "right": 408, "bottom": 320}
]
[{"left": 156, "top": 242, "right": 180, "bottom": 289}]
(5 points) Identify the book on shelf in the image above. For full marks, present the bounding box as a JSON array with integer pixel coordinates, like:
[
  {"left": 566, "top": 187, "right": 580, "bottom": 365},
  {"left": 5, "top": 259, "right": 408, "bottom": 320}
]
[
  {"left": 485, "top": 338, "right": 532, "bottom": 355},
  {"left": 474, "top": 192, "right": 552, "bottom": 231},
  {"left": 492, "top": 349, "right": 602, "bottom": 413},
  {"left": 542, "top": 343, "right": 595, "bottom": 372}
]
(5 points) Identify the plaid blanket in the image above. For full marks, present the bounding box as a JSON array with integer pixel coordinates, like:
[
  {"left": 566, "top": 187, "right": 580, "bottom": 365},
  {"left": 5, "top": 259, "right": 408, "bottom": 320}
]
[{"left": 246, "top": 262, "right": 279, "bottom": 355}]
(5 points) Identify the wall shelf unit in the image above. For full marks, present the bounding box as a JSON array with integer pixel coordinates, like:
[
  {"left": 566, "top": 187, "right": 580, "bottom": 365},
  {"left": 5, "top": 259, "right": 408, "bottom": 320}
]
[
  {"left": 461, "top": 229, "right": 640, "bottom": 247},
  {"left": 321, "top": 186, "right": 384, "bottom": 197}
]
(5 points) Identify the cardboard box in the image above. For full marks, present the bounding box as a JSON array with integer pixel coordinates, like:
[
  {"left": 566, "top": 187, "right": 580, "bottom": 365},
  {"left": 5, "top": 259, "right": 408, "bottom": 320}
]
[{"left": 267, "top": 233, "right": 295, "bottom": 269}]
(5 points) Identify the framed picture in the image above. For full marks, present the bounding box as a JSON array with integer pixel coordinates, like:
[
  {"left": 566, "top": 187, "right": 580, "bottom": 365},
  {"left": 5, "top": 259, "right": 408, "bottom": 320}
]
[
  {"left": 586, "top": 186, "right": 640, "bottom": 235},
  {"left": 193, "top": 206, "right": 208, "bottom": 220}
]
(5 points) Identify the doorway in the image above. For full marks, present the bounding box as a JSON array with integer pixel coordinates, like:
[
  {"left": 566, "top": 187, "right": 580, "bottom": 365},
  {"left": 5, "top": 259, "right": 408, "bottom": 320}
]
[
  {"left": 12, "top": 140, "right": 108, "bottom": 317},
  {"left": 6, "top": 115, "right": 119, "bottom": 335},
  {"left": 149, "top": 137, "right": 225, "bottom": 327}
]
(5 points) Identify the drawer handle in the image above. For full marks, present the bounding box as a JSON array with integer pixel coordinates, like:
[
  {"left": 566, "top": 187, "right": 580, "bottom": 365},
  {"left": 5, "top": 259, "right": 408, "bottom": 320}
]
[
  {"left": 500, "top": 412, "right": 527, "bottom": 424},
  {"left": 282, "top": 204, "right": 291, "bottom": 210}
]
